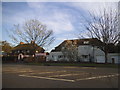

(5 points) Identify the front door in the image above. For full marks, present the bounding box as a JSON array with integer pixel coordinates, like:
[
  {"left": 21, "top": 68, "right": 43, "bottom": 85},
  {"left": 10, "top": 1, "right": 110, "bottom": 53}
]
[{"left": 18, "top": 53, "right": 24, "bottom": 61}]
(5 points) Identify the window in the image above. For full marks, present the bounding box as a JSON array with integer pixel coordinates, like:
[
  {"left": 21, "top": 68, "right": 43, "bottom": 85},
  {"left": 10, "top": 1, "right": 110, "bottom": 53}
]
[
  {"left": 58, "top": 55, "right": 64, "bottom": 58},
  {"left": 52, "top": 55, "right": 54, "bottom": 58},
  {"left": 82, "top": 55, "right": 88, "bottom": 58},
  {"left": 18, "top": 50, "right": 20, "bottom": 53},
  {"left": 58, "top": 55, "right": 62, "bottom": 58},
  {"left": 84, "top": 41, "right": 89, "bottom": 44}
]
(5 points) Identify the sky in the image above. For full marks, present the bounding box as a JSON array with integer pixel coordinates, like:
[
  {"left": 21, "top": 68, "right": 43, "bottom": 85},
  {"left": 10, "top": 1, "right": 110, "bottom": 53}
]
[{"left": 1, "top": 0, "right": 118, "bottom": 52}]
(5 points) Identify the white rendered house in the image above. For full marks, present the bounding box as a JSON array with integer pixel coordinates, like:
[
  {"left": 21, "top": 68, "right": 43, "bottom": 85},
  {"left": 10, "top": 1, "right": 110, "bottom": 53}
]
[{"left": 47, "top": 38, "right": 120, "bottom": 64}]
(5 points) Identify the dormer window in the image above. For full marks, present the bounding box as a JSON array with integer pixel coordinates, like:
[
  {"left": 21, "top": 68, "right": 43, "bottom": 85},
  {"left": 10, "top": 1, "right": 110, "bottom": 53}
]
[{"left": 84, "top": 41, "right": 89, "bottom": 44}]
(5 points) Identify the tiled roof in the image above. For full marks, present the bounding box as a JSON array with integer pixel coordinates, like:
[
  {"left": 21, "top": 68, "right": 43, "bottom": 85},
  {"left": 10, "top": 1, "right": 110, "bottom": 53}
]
[
  {"left": 12, "top": 43, "right": 44, "bottom": 52},
  {"left": 51, "top": 38, "right": 103, "bottom": 52}
]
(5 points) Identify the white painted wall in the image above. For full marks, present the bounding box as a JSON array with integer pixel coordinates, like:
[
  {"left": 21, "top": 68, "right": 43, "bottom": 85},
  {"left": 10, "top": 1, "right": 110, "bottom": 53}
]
[
  {"left": 108, "top": 53, "right": 120, "bottom": 64},
  {"left": 95, "top": 53, "right": 120, "bottom": 64},
  {"left": 48, "top": 45, "right": 105, "bottom": 63},
  {"left": 47, "top": 52, "right": 64, "bottom": 61},
  {"left": 78, "top": 45, "right": 105, "bottom": 63},
  {"left": 78, "top": 45, "right": 92, "bottom": 62},
  {"left": 78, "top": 45, "right": 92, "bottom": 55},
  {"left": 94, "top": 48, "right": 105, "bottom": 63},
  {"left": 47, "top": 45, "right": 120, "bottom": 64},
  {"left": 96, "top": 56, "right": 105, "bottom": 63}
]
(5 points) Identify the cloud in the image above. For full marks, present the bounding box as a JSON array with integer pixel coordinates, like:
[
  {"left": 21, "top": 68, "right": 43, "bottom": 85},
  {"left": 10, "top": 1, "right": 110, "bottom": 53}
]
[
  {"left": 3, "top": 2, "right": 117, "bottom": 35},
  {"left": 2, "top": 2, "right": 77, "bottom": 47},
  {"left": 56, "top": 33, "right": 79, "bottom": 40},
  {"left": 42, "top": 11, "right": 74, "bottom": 34},
  {"left": 3, "top": 2, "right": 75, "bottom": 34},
  {"left": 4, "top": 0, "right": 119, "bottom": 2},
  {"left": 27, "top": 2, "right": 45, "bottom": 9},
  {"left": 2, "top": 10, "right": 35, "bottom": 27},
  {"left": 68, "top": 2, "right": 118, "bottom": 16},
  {"left": 27, "top": 2, "right": 75, "bottom": 34},
  {"left": 44, "top": 20, "right": 74, "bottom": 34}
]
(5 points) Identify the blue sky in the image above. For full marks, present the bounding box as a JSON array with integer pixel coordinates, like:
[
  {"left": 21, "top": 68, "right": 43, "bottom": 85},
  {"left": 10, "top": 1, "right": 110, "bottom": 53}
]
[{"left": 2, "top": 1, "right": 118, "bottom": 52}]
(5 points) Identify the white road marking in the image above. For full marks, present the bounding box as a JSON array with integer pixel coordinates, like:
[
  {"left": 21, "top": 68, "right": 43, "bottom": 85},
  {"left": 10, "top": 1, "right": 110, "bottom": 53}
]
[
  {"left": 63, "top": 67, "right": 96, "bottom": 69},
  {"left": 19, "top": 74, "right": 75, "bottom": 82},
  {"left": 28, "top": 70, "right": 67, "bottom": 75},
  {"left": 75, "top": 74, "right": 119, "bottom": 81},
  {"left": 48, "top": 73, "right": 83, "bottom": 77},
  {"left": 19, "top": 73, "right": 119, "bottom": 82},
  {"left": 3, "top": 69, "right": 67, "bottom": 75},
  {"left": 3, "top": 70, "right": 33, "bottom": 73},
  {"left": 63, "top": 67, "right": 79, "bottom": 68},
  {"left": 4, "top": 68, "right": 119, "bottom": 82},
  {"left": 81, "top": 67, "right": 96, "bottom": 69}
]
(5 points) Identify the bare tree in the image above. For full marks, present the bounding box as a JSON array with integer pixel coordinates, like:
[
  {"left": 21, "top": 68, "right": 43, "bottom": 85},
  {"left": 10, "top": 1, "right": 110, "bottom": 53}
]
[
  {"left": 9, "top": 19, "right": 55, "bottom": 48},
  {"left": 80, "top": 7, "right": 120, "bottom": 63},
  {"left": 61, "top": 40, "right": 79, "bottom": 62}
]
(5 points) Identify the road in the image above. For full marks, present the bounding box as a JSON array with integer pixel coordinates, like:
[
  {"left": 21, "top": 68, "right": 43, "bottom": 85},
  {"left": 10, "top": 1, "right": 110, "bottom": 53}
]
[{"left": 2, "top": 64, "right": 119, "bottom": 88}]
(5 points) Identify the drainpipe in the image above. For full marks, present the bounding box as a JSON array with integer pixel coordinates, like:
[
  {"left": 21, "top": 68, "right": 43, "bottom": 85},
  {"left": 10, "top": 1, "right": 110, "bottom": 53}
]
[{"left": 92, "top": 45, "right": 95, "bottom": 63}]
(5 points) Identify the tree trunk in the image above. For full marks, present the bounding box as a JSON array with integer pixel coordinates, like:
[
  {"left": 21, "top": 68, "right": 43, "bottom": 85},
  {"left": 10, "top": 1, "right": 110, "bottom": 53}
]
[{"left": 105, "top": 51, "right": 108, "bottom": 64}]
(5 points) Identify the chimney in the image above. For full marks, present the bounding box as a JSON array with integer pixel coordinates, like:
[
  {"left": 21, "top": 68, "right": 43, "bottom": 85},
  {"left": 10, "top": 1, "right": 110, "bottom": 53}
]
[
  {"left": 31, "top": 40, "right": 35, "bottom": 44},
  {"left": 20, "top": 42, "right": 24, "bottom": 44}
]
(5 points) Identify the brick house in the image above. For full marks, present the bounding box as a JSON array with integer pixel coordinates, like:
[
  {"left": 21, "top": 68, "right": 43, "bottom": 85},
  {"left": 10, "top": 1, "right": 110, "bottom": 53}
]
[{"left": 12, "top": 41, "right": 45, "bottom": 62}]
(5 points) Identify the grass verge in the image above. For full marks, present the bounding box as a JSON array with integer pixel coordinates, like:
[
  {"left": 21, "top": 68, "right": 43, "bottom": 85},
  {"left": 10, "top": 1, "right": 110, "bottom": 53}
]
[{"left": 27, "top": 62, "right": 118, "bottom": 68}]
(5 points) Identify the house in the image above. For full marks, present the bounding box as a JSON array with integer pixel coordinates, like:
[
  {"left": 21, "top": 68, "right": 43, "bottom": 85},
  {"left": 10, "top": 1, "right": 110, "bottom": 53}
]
[
  {"left": 47, "top": 38, "right": 104, "bottom": 62},
  {"left": 11, "top": 41, "right": 45, "bottom": 62},
  {"left": 12, "top": 41, "right": 44, "bottom": 55},
  {"left": 47, "top": 38, "right": 120, "bottom": 64}
]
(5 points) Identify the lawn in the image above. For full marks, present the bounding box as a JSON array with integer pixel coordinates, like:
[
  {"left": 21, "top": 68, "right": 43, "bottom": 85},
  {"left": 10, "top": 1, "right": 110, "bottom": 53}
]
[{"left": 27, "top": 62, "right": 118, "bottom": 68}]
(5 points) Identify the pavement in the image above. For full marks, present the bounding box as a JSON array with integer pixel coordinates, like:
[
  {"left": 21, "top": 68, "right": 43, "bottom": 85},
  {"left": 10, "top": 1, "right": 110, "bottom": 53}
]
[{"left": 2, "top": 64, "right": 119, "bottom": 88}]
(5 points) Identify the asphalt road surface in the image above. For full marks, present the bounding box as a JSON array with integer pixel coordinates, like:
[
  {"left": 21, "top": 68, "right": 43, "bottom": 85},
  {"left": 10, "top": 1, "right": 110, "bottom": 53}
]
[{"left": 2, "top": 64, "right": 119, "bottom": 88}]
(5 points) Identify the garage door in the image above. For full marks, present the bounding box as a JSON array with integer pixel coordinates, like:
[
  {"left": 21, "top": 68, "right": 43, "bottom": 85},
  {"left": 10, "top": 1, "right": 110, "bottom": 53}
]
[{"left": 96, "top": 56, "right": 105, "bottom": 63}]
